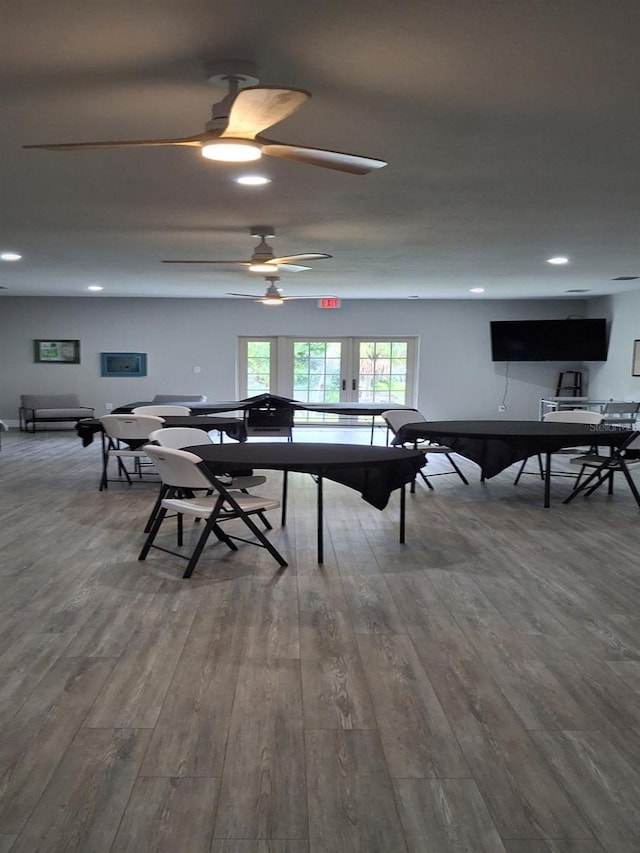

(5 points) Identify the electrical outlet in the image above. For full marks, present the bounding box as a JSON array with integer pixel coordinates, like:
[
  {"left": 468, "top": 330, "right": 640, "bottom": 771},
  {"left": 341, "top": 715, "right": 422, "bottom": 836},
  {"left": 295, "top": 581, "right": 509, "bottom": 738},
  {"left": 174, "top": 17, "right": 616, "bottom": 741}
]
[
  {"left": 105, "top": 402, "right": 113, "bottom": 411},
  {"left": 498, "top": 404, "right": 507, "bottom": 412},
  {"left": 193, "top": 365, "right": 201, "bottom": 374}
]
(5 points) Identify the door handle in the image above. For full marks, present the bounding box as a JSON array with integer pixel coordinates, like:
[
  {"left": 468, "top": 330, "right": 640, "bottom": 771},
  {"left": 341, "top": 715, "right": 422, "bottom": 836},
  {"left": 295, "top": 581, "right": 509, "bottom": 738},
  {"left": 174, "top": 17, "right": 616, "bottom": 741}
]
[
  {"left": 352, "top": 379, "right": 357, "bottom": 391},
  {"left": 341, "top": 379, "right": 346, "bottom": 391}
]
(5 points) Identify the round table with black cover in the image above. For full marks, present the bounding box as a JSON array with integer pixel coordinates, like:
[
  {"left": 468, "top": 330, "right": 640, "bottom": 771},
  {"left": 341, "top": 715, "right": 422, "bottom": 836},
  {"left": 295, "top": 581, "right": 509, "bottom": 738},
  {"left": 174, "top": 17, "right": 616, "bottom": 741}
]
[
  {"left": 185, "top": 442, "right": 426, "bottom": 563},
  {"left": 393, "top": 419, "right": 632, "bottom": 507}
]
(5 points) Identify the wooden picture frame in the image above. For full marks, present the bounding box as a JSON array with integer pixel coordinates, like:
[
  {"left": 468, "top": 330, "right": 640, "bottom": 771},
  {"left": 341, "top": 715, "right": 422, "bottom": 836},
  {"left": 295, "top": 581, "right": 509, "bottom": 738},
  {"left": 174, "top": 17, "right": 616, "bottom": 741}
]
[
  {"left": 100, "top": 352, "right": 147, "bottom": 377},
  {"left": 34, "top": 339, "right": 80, "bottom": 364},
  {"left": 633, "top": 340, "right": 640, "bottom": 376}
]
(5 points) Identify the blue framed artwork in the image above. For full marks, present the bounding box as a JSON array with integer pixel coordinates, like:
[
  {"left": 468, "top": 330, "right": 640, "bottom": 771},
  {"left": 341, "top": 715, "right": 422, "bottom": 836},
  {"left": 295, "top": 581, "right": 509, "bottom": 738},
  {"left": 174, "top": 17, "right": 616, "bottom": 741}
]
[{"left": 100, "top": 352, "right": 147, "bottom": 377}]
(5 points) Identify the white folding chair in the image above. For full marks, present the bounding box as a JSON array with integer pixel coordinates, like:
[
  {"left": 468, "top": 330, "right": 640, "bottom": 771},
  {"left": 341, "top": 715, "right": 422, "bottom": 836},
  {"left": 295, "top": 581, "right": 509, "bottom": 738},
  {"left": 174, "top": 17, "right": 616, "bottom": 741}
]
[
  {"left": 381, "top": 409, "right": 468, "bottom": 489},
  {"left": 99, "top": 415, "right": 164, "bottom": 490},
  {"left": 138, "top": 446, "right": 286, "bottom": 577},
  {"left": 513, "top": 409, "right": 603, "bottom": 485},
  {"left": 144, "top": 427, "right": 268, "bottom": 532}
]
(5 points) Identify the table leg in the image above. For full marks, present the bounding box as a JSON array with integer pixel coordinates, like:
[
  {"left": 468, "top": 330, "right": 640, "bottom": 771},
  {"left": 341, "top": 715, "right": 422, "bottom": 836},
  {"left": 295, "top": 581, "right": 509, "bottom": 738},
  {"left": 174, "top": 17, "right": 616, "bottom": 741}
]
[
  {"left": 399, "top": 483, "right": 406, "bottom": 543},
  {"left": 317, "top": 475, "right": 324, "bottom": 564},
  {"left": 281, "top": 470, "right": 288, "bottom": 526},
  {"left": 543, "top": 451, "right": 551, "bottom": 507}
]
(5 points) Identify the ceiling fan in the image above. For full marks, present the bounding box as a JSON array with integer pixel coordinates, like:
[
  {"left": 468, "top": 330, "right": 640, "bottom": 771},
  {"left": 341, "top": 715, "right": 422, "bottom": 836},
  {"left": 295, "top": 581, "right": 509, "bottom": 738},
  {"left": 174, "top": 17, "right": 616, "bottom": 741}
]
[
  {"left": 228, "top": 275, "right": 337, "bottom": 306},
  {"left": 23, "top": 60, "right": 388, "bottom": 176},
  {"left": 162, "top": 225, "right": 332, "bottom": 273}
]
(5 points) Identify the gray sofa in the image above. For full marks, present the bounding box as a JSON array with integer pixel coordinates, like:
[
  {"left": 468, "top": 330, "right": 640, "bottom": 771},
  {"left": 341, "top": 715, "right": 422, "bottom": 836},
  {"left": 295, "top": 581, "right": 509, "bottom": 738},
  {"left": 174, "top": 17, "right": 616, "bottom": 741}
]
[{"left": 19, "top": 394, "right": 95, "bottom": 433}]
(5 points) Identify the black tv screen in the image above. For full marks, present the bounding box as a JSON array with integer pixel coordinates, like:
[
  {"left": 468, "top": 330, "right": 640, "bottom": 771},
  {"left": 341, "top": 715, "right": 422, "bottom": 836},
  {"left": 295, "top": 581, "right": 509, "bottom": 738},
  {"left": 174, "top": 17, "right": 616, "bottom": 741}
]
[{"left": 490, "top": 318, "right": 608, "bottom": 362}]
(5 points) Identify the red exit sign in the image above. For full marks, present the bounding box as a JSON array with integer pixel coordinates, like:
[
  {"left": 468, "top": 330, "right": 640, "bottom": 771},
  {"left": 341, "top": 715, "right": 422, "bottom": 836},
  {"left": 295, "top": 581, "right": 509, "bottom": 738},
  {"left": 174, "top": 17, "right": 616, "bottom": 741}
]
[{"left": 317, "top": 297, "right": 341, "bottom": 309}]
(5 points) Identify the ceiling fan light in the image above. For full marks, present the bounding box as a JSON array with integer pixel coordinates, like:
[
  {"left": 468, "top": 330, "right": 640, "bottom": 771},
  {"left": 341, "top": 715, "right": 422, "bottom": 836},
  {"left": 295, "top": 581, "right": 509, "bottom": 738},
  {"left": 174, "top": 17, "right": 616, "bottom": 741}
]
[
  {"left": 249, "top": 262, "right": 277, "bottom": 272},
  {"left": 261, "top": 297, "right": 284, "bottom": 306},
  {"left": 201, "top": 139, "right": 261, "bottom": 162}
]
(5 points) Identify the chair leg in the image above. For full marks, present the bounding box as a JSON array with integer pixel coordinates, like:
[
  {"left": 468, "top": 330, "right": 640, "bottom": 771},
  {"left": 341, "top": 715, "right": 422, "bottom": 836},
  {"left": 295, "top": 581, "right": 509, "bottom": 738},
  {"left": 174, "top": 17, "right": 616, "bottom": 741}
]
[
  {"left": 139, "top": 506, "right": 169, "bottom": 560},
  {"left": 418, "top": 470, "right": 434, "bottom": 490},
  {"left": 182, "top": 515, "right": 221, "bottom": 578},
  {"left": 144, "top": 484, "right": 169, "bottom": 533},
  {"left": 239, "top": 488, "right": 271, "bottom": 529},
  {"left": 444, "top": 453, "right": 469, "bottom": 485},
  {"left": 514, "top": 454, "right": 544, "bottom": 485},
  {"left": 617, "top": 463, "right": 640, "bottom": 508},
  {"left": 563, "top": 458, "right": 618, "bottom": 505},
  {"left": 115, "top": 455, "right": 133, "bottom": 485},
  {"left": 212, "top": 490, "right": 288, "bottom": 571},
  {"left": 513, "top": 457, "right": 527, "bottom": 485}
]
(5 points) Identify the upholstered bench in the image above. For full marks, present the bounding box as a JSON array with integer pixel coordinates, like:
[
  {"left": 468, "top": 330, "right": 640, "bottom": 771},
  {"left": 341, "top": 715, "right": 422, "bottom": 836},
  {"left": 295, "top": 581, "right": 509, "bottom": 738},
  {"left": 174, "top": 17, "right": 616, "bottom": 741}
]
[{"left": 19, "top": 394, "right": 95, "bottom": 433}]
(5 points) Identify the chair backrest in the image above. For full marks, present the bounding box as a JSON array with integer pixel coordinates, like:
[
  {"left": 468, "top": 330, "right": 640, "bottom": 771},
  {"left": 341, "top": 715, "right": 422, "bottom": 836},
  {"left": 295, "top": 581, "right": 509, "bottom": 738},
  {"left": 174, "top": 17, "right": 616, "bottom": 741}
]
[
  {"left": 131, "top": 405, "right": 191, "bottom": 416},
  {"left": 601, "top": 402, "right": 640, "bottom": 426},
  {"left": 100, "top": 414, "right": 164, "bottom": 440},
  {"left": 148, "top": 427, "right": 213, "bottom": 449},
  {"left": 143, "top": 445, "right": 214, "bottom": 489},
  {"left": 543, "top": 409, "right": 603, "bottom": 424},
  {"left": 151, "top": 394, "right": 208, "bottom": 404},
  {"left": 381, "top": 409, "right": 424, "bottom": 435}
]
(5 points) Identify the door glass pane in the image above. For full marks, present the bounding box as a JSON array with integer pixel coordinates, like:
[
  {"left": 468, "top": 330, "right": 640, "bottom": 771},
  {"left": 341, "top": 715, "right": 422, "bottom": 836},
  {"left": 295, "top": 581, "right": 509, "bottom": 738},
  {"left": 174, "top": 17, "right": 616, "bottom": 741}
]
[
  {"left": 293, "top": 341, "right": 342, "bottom": 402},
  {"left": 357, "top": 340, "right": 408, "bottom": 403},
  {"left": 246, "top": 340, "right": 272, "bottom": 396}
]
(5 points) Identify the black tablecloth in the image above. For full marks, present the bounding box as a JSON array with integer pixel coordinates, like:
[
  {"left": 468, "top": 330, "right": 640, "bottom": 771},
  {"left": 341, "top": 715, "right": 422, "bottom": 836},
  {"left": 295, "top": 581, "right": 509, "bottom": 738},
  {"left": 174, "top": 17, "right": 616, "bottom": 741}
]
[
  {"left": 113, "top": 394, "right": 412, "bottom": 418},
  {"left": 394, "top": 420, "right": 631, "bottom": 479},
  {"left": 76, "top": 415, "right": 246, "bottom": 447},
  {"left": 186, "top": 442, "right": 426, "bottom": 510}
]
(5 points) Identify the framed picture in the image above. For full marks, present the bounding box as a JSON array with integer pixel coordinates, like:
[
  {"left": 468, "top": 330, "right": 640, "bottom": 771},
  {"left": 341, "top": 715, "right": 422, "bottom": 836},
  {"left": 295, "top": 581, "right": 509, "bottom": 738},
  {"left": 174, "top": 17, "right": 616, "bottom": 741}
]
[
  {"left": 100, "top": 352, "right": 147, "bottom": 377},
  {"left": 633, "top": 340, "right": 640, "bottom": 377},
  {"left": 34, "top": 339, "right": 80, "bottom": 364}
]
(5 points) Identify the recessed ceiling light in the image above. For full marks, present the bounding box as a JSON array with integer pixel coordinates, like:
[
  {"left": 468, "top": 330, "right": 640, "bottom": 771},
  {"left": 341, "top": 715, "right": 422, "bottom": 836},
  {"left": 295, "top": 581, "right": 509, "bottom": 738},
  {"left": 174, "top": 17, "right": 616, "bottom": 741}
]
[
  {"left": 547, "top": 256, "right": 569, "bottom": 265},
  {"left": 235, "top": 175, "right": 272, "bottom": 186},
  {"left": 1, "top": 252, "right": 22, "bottom": 261},
  {"left": 87, "top": 285, "right": 103, "bottom": 291},
  {"left": 564, "top": 289, "right": 590, "bottom": 293},
  {"left": 407, "top": 295, "right": 420, "bottom": 299},
  {"left": 470, "top": 287, "right": 485, "bottom": 293}
]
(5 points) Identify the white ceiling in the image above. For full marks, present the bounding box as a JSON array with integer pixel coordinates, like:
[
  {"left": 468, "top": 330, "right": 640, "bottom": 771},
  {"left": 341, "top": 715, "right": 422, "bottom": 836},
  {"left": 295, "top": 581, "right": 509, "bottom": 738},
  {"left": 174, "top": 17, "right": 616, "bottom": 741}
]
[{"left": 2, "top": 0, "right": 640, "bottom": 301}]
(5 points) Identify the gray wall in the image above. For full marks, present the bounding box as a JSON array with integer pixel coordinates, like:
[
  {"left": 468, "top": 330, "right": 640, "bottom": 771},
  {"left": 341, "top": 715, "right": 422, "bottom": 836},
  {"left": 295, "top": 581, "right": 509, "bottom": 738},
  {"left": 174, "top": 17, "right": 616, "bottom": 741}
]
[
  {"left": 587, "top": 291, "right": 640, "bottom": 402},
  {"left": 0, "top": 295, "right": 598, "bottom": 424}
]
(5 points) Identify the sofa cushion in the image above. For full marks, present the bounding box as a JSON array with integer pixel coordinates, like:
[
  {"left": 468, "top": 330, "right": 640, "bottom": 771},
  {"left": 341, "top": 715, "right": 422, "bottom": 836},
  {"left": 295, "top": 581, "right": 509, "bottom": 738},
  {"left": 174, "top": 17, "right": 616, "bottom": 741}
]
[
  {"left": 21, "top": 394, "right": 83, "bottom": 410},
  {"left": 31, "top": 408, "right": 93, "bottom": 419}
]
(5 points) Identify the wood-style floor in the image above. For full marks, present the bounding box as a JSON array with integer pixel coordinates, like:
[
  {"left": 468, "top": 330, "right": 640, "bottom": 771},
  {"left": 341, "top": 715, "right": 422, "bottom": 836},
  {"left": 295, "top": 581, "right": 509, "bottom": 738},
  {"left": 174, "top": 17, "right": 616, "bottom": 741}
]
[{"left": 1, "top": 427, "right": 640, "bottom": 853}]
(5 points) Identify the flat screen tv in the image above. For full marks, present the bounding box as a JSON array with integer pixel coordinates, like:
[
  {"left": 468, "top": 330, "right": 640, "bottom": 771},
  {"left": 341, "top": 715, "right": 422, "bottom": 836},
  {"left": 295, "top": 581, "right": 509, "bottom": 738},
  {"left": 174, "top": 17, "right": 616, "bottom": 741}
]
[{"left": 490, "top": 318, "right": 608, "bottom": 362}]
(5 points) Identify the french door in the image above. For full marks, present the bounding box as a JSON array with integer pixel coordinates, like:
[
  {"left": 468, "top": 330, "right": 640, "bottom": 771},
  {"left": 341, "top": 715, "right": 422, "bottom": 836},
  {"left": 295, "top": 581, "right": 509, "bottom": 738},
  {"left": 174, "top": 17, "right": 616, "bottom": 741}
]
[{"left": 239, "top": 337, "right": 417, "bottom": 413}]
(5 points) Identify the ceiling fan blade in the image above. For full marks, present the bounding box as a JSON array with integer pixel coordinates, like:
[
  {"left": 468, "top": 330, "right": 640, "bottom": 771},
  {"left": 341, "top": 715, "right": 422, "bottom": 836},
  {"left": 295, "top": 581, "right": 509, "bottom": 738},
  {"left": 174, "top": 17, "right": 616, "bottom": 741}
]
[
  {"left": 272, "top": 253, "right": 332, "bottom": 264},
  {"left": 278, "top": 263, "right": 312, "bottom": 273},
  {"left": 282, "top": 295, "right": 339, "bottom": 301},
  {"left": 162, "top": 259, "right": 250, "bottom": 265},
  {"left": 226, "top": 292, "right": 262, "bottom": 298},
  {"left": 23, "top": 134, "right": 204, "bottom": 151},
  {"left": 259, "top": 139, "right": 387, "bottom": 174},
  {"left": 220, "top": 87, "right": 310, "bottom": 140}
]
